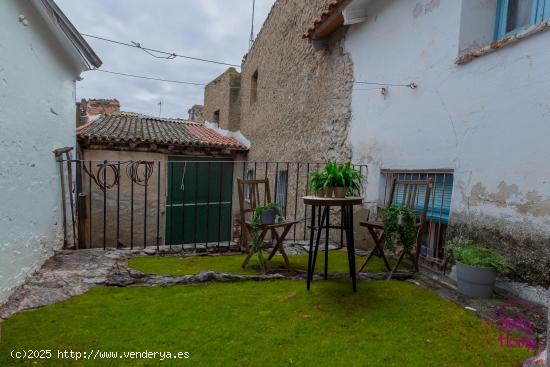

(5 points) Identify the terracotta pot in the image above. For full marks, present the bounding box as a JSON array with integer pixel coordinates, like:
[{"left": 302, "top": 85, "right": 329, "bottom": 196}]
[
  {"left": 316, "top": 187, "right": 330, "bottom": 197},
  {"left": 332, "top": 187, "right": 346, "bottom": 198}
]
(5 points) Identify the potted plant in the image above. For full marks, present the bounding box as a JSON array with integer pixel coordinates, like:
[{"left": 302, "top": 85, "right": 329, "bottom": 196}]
[
  {"left": 449, "top": 240, "right": 507, "bottom": 298},
  {"left": 254, "top": 202, "right": 281, "bottom": 225},
  {"left": 324, "top": 161, "right": 345, "bottom": 198},
  {"left": 340, "top": 162, "right": 362, "bottom": 197},
  {"left": 249, "top": 203, "right": 284, "bottom": 272},
  {"left": 325, "top": 161, "right": 363, "bottom": 198},
  {"left": 383, "top": 204, "right": 418, "bottom": 275},
  {"left": 309, "top": 169, "right": 330, "bottom": 197}
]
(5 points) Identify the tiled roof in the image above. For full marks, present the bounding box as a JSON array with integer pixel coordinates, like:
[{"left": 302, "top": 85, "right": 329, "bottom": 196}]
[
  {"left": 303, "top": 0, "right": 348, "bottom": 39},
  {"left": 77, "top": 112, "right": 247, "bottom": 151}
]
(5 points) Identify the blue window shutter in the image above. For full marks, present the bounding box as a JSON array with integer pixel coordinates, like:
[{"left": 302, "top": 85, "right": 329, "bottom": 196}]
[
  {"left": 496, "top": 0, "right": 509, "bottom": 40},
  {"left": 390, "top": 175, "right": 453, "bottom": 225},
  {"left": 543, "top": 0, "right": 550, "bottom": 20},
  {"left": 496, "top": 0, "right": 543, "bottom": 40}
]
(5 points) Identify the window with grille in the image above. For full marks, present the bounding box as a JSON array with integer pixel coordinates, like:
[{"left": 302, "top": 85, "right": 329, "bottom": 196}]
[
  {"left": 275, "top": 170, "right": 288, "bottom": 216},
  {"left": 381, "top": 169, "right": 454, "bottom": 262},
  {"left": 244, "top": 169, "right": 255, "bottom": 203}
]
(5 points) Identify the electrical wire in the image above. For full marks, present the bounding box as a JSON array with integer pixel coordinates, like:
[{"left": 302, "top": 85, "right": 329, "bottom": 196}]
[
  {"left": 92, "top": 69, "right": 206, "bottom": 86},
  {"left": 89, "top": 69, "right": 417, "bottom": 92},
  {"left": 82, "top": 33, "right": 240, "bottom": 67}
]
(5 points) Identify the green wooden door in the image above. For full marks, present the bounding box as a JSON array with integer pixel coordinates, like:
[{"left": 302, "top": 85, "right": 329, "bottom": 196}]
[{"left": 165, "top": 157, "right": 234, "bottom": 245}]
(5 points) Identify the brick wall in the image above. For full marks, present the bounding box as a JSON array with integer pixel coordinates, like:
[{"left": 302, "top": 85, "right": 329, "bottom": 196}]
[{"left": 81, "top": 99, "right": 120, "bottom": 116}]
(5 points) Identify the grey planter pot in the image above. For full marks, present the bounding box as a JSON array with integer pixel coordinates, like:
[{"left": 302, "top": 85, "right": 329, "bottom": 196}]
[
  {"left": 456, "top": 261, "right": 497, "bottom": 298},
  {"left": 260, "top": 209, "right": 276, "bottom": 225}
]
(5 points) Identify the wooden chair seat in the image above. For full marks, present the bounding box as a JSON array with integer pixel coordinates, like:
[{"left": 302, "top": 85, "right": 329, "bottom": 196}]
[
  {"left": 237, "top": 178, "right": 298, "bottom": 273},
  {"left": 245, "top": 220, "right": 300, "bottom": 230},
  {"left": 359, "top": 178, "right": 432, "bottom": 276}
]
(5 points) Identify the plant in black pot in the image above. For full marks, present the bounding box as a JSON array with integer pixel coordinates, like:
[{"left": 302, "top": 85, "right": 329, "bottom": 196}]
[
  {"left": 254, "top": 202, "right": 282, "bottom": 225},
  {"left": 249, "top": 203, "right": 284, "bottom": 272},
  {"left": 449, "top": 240, "right": 508, "bottom": 298}
]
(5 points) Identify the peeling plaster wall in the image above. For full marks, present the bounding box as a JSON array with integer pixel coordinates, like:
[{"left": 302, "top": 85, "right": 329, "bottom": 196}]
[
  {"left": 346, "top": 0, "right": 550, "bottom": 285},
  {"left": 0, "top": 1, "right": 80, "bottom": 303}
]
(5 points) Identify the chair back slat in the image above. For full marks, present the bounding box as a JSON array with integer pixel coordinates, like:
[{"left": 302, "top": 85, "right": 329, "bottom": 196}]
[
  {"left": 237, "top": 178, "right": 272, "bottom": 218},
  {"left": 386, "top": 178, "right": 432, "bottom": 227}
]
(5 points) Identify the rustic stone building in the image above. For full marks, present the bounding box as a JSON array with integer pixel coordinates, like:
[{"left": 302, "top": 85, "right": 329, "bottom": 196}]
[{"left": 203, "top": 67, "right": 242, "bottom": 131}]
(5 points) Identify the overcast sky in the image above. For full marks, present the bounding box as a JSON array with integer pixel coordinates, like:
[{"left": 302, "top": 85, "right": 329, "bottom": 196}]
[{"left": 56, "top": 0, "right": 274, "bottom": 118}]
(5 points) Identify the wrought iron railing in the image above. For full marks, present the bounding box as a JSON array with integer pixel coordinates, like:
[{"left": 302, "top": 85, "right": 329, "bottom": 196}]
[{"left": 55, "top": 159, "right": 368, "bottom": 251}]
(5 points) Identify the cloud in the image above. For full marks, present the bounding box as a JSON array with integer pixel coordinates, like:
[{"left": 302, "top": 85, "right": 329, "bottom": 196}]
[{"left": 56, "top": 0, "right": 274, "bottom": 118}]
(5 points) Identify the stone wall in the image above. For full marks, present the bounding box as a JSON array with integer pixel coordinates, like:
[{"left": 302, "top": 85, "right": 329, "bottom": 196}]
[
  {"left": 203, "top": 68, "right": 241, "bottom": 131},
  {"left": 239, "top": 0, "right": 353, "bottom": 163}
]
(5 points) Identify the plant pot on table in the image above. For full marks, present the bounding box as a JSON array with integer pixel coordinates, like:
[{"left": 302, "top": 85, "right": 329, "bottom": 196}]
[
  {"left": 316, "top": 187, "right": 332, "bottom": 198},
  {"left": 332, "top": 187, "right": 346, "bottom": 198}
]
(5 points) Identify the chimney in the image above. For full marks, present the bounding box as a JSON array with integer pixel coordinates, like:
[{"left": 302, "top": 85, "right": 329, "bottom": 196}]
[
  {"left": 81, "top": 98, "right": 120, "bottom": 116},
  {"left": 187, "top": 105, "right": 205, "bottom": 122}
]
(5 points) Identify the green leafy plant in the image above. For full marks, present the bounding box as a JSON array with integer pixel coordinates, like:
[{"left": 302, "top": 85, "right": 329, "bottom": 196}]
[
  {"left": 309, "top": 162, "right": 363, "bottom": 196},
  {"left": 324, "top": 161, "right": 345, "bottom": 187},
  {"left": 248, "top": 203, "right": 284, "bottom": 271},
  {"left": 383, "top": 205, "right": 417, "bottom": 252},
  {"left": 256, "top": 202, "right": 282, "bottom": 215},
  {"left": 309, "top": 169, "right": 329, "bottom": 194},
  {"left": 340, "top": 162, "right": 363, "bottom": 196},
  {"left": 449, "top": 240, "right": 507, "bottom": 272}
]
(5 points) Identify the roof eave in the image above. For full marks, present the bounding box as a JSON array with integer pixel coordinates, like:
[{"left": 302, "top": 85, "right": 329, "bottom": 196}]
[{"left": 32, "top": 0, "right": 102, "bottom": 72}]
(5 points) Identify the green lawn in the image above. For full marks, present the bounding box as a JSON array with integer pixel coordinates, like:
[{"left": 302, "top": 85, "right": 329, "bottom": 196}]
[
  {"left": 128, "top": 251, "right": 398, "bottom": 275},
  {"left": 0, "top": 280, "right": 530, "bottom": 366}
]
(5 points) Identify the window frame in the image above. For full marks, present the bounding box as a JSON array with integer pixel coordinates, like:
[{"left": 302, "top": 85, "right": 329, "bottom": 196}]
[
  {"left": 250, "top": 70, "right": 258, "bottom": 105},
  {"left": 495, "top": 0, "right": 548, "bottom": 40},
  {"left": 275, "top": 169, "right": 288, "bottom": 216}
]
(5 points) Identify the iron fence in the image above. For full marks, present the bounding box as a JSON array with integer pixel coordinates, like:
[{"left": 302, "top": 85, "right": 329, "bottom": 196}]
[{"left": 55, "top": 158, "right": 368, "bottom": 251}]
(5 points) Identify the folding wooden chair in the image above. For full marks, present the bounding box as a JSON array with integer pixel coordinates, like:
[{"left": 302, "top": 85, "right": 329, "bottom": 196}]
[
  {"left": 237, "top": 178, "right": 299, "bottom": 272},
  {"left": 359, "top": 178, "right": 432, "bottom": 275}
]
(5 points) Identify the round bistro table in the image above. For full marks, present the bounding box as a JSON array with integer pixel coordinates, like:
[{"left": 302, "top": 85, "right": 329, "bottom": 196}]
[{"left": 302, "top": 196, "right": 363, "bottom": 292}]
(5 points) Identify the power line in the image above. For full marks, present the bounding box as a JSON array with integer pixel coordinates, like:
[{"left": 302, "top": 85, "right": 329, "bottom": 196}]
[
  {"left": 82, "top": 33, "right": 240, "bottom": 68},
  {"left": 89, "top": 69, "right": 418, "bottom": 94},
  {"left": 355, "top": 81, "right": 417, "bottom": 89},
  {"left": 92, "top": 69, "right": 206, "bottom": 86}
]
